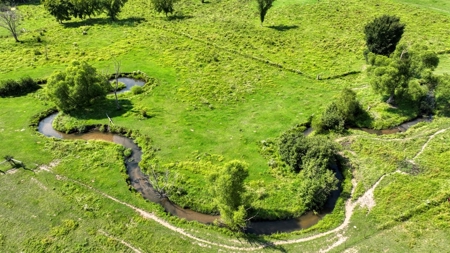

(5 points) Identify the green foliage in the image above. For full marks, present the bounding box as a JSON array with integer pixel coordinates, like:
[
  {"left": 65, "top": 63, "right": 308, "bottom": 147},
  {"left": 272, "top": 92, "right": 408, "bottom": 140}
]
[
  {"left": 314, "top": 88, "right": 362, "bottom": 133},
  {"left": 279, "top": 131, "right": 338, "bottom": 172},
  {"left": 42, "top": 0, "right": 73, "bottom": 23},
  {"left": 256, "top": 0, "right": 275, "bottom": 25},
  {"left": 130, "top": 85, "right": 143, "bottom": 94},
  {"left": 335, "top": 88, "right": 361, "bottom": 124},
  {"left": 152, "top": 0, "right": 177, "bottom": 17},
  {"left": 314, "top": 102, "right": 345, "bottom": 134},
  {"left": 368, "top": 44, "right": 440, "bottom": 105},
  {"left": 210, "top": 160, "right": 249, "bottom": 230},
  {"left": 102, "top": 0, "right": 128, "bottom": 21},
  {"left": 297, "top": 158, "right": 338, "bottom": 210},
  {"left": 46, "top": 61, "right": 109, "bottom": 112},
  {"left": 42, "top": 0, "right": 127, "bottom": 22},
  {"left": 0, "top": 76, "right": 40, "bottom": 97},
  {"left": 364, "top": 15, "right": 405, "bottom": 56}
]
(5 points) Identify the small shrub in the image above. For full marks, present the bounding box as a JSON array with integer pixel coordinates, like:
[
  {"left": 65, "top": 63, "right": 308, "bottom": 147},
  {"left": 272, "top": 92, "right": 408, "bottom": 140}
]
[
  {"left": 131, "top": 85, "right": 143, "bottom": 94},
  {"left": 313, "top": 102, "right": 345, "bottom": 134},
  {"left": 0, "top": 76, "right": 41, "bottom": 97},
  {"left": 123, "top": 148, "right": 132, "bottom": 158}
]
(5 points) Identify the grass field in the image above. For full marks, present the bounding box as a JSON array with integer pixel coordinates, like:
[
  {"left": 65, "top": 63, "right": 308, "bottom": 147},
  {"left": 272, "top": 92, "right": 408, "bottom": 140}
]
[{"left": 1, "top": 0, "right": 450, "bottom": 251}]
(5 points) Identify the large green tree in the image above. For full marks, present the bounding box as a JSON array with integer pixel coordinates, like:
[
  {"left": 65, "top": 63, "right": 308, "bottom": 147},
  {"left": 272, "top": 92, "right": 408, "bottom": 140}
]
[
  {"left": 364, "top": 15, "right": 405, "bottom": 56},
  {"left": 102, "top": 0, "right": 128, "bottom": 21},
  {"left": 368, "top": 44, "right": 439, "bottom": 104},
  {"left": 42, "top": 0, "right": 73, "bottom": 23},
  {"left": 151, "top": 0, "right": 177, "bottom": 17},
  {"left": 209, "top": 160, "right": 249, "bottom": 231},
  {"left": 297, "top": 158, "right": 338, "bottom": 210},
  {"left": 46, "top": 61, "right": 109, "bottom": 112},
  {"left": 256, "top": 0, "right": 275, "bottom": 26}
]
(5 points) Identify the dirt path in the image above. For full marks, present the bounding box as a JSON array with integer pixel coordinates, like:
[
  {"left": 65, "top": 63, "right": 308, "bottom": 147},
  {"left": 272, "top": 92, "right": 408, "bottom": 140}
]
[
  {"left": 412, "top": 128, "right": 449, "bottom": 161},
  {"left": 0, "top": 157, "right": 388, "bottom": 251},
  {"left": 26, "top": 126, "right": 448, "bottom": 251},
  {"left": 98, "top": 230, "right": 143, "bottom": 253},
  {"left": 40, "top": 168, "right": 391, "bottom": 251}
]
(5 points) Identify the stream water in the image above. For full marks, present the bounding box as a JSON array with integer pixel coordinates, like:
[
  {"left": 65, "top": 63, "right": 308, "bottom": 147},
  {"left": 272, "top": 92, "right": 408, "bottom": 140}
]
[
  {"left": 39, "top": 113, "right": 343, "bottom": 235},
  {"left": 110, "top": 77, "right": 145, "bottom": 94}
]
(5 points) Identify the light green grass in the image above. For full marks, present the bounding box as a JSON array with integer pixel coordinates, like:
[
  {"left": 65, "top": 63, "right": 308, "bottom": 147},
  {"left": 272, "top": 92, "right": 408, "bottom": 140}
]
[{"left": 1, "top": 0, "right": 450, "bottom": 251}]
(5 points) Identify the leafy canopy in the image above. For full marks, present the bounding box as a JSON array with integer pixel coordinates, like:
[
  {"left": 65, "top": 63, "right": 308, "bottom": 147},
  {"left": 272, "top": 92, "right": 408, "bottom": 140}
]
[
  {"left": 46, "top": 61, "right": 109, "bottom": 112},
  {"left": 314, "top": 88, "right": 362, "bottom": 133},
  {"left": 256, "top": 0, "right": 276, "bottom": 25},
  {"left": 152, "top": 0, "right": 177, "bottom": 17},
  {"left": 209, "top": 160, "right": 249, "bottom": 231},
  {"left": 368, "top": 44, "right": 439, "bottom": 104},
  {"left": 364, "top": 15, "right": 405, "bottom": 56},
  {"left": 279, "top": 132, "right": 337, "bottom": 172}
]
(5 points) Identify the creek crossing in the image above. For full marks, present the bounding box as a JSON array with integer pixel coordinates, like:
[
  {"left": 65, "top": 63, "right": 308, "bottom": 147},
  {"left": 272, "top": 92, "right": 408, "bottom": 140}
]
[{"left": 38, "top": 113, "right": 342, "bottom": 235}]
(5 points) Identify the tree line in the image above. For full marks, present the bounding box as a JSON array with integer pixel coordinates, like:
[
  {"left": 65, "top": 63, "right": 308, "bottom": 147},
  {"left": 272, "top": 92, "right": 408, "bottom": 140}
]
[{"left": 42, "top": 0, "right": 128, "bottom": 22}]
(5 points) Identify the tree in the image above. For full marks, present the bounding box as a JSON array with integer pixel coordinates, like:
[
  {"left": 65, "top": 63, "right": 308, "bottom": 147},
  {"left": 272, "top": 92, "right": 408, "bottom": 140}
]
[
  {"left": 368, "top": 44, "right": 439, "bottom": 104},
  {"left": 71, "top": 0, "right": 103, "bottom": 19},
  {"left": 364, "top": 15, "right": 405, "bottom": 56},
  {"left": 210, "top": 160, "right": 249, "bottom": 231},
  {"left": 46, "top": 61, "right": 110, "bottom": 112},
  {"left": 256, "top": 0, "right": 275, "bottom": 26},
  {"left": 102, "top": 0, "right": 128, "bottom": 21},
  {"left": 151, "top": 0, "right": 177, "bottom": 17},
  {"left": 297, "top": 158, "right": 338, "bottom": 210},
  {"left": 314, "top": 88, "right": 362, "bottom": 133},
  {"left": 0, "top": 5, "right": 21, "bottom": 42},
  {"left": 279, "top": 133, "right": 337, "bottom": 172},
  {"left": 42, "top": 0, "right": 73, "bottom": 23},
  {"left": 335, "top": 88, "right": 361, "bottom": 124}
]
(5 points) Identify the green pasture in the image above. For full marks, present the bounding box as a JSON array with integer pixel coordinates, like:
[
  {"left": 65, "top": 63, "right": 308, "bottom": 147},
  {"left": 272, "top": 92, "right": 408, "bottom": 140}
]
[{"left": 1, "top": 0, "right": 450, "bottom": 251}]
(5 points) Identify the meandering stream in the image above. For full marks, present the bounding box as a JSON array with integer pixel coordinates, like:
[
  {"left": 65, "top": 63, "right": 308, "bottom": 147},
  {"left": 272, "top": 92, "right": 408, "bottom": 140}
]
[{"left": 38, "top": 113, "right": 343, "bottom": 234}]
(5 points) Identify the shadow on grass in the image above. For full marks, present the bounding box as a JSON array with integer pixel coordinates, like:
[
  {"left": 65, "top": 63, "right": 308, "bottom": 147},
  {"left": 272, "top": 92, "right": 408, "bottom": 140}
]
[
  {"left": 268, "top": 25, "right": 299, "bottom": 32},
  {"left": 354, "top": 107, "right": 374, "bottom": 128},
  {"left": 384, "top": 97, "right": 420, "bottom": 119},
  {"left": 66, "top": 98, "right": 133, "bottom": 120},
  {"left": 237, "top": 234, "right": 288, "bottom": 252},
  {"left": 62, "top": 17, "right": 145, "bottom": 28},
  {"left": 166, "top": 14, "right": 194, "bottom": 21}
]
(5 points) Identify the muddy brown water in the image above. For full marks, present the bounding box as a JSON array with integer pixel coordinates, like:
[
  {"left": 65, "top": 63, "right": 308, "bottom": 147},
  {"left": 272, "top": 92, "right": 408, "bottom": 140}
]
[
  {"left": 358, "top": 117, "right": 431, "bottom": 135},
  {"left": 303, "top": 117, "right": 431, "bottom": 136},
  {"left": 110, "top": 77, "right": 145, "bottom": 94},
  {"left": 39, "top": 113, "right": 343, "bottom": 235}
]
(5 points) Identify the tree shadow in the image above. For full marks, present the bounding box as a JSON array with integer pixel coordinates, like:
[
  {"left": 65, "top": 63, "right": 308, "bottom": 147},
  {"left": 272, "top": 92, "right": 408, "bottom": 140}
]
[
  {"left": 166, "top": 14, "right": 194, "bottom": 21},
  {"left": 62, "top": 17, "right": 145, "bottom": 28},
  {"left": 268, "top": 25, "right": 299, "bottom": 32},
  {"left": 66, "top": 98, "right": 133, "bottom": 120},
  {"left": 353, "top": 106, "right": 374, "bottom": 128},
  {"left": 237, "top": 233, "right": 288, "bottom": 252}
]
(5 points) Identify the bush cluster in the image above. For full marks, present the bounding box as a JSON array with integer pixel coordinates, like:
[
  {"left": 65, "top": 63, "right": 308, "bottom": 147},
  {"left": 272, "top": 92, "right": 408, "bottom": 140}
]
[
  {"left": 279, "top": 130, "right": 338, "bottom": 172},
  {"left": 313, "top": 88, "right": 362, "bottom": 133},
  {"left": 0, "top": 77, "right": 41, "bottom": 97}
]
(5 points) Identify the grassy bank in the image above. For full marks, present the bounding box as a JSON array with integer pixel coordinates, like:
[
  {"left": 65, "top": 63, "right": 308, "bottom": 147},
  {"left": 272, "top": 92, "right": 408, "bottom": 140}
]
[{"left": 1, "top": 0, "right": 450, "bottom": 251}]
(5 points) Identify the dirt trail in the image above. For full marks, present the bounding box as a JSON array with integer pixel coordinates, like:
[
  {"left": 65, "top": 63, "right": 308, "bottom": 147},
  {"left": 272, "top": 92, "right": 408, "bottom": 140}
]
[
  {"left": 20, "top": 126, "right": 449, "bottom": 252},
  {"left": 54, "top": 169, "right": 392, "bottom": 251},
  {"left": 98, "top": 230, "right": 143, "bottom": 253},
  {"left": 412, "top": 128, "right": 449, "bottom": 161},
  {"left": 0, "top": 159, "right": 392, "bottom": 251}
]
